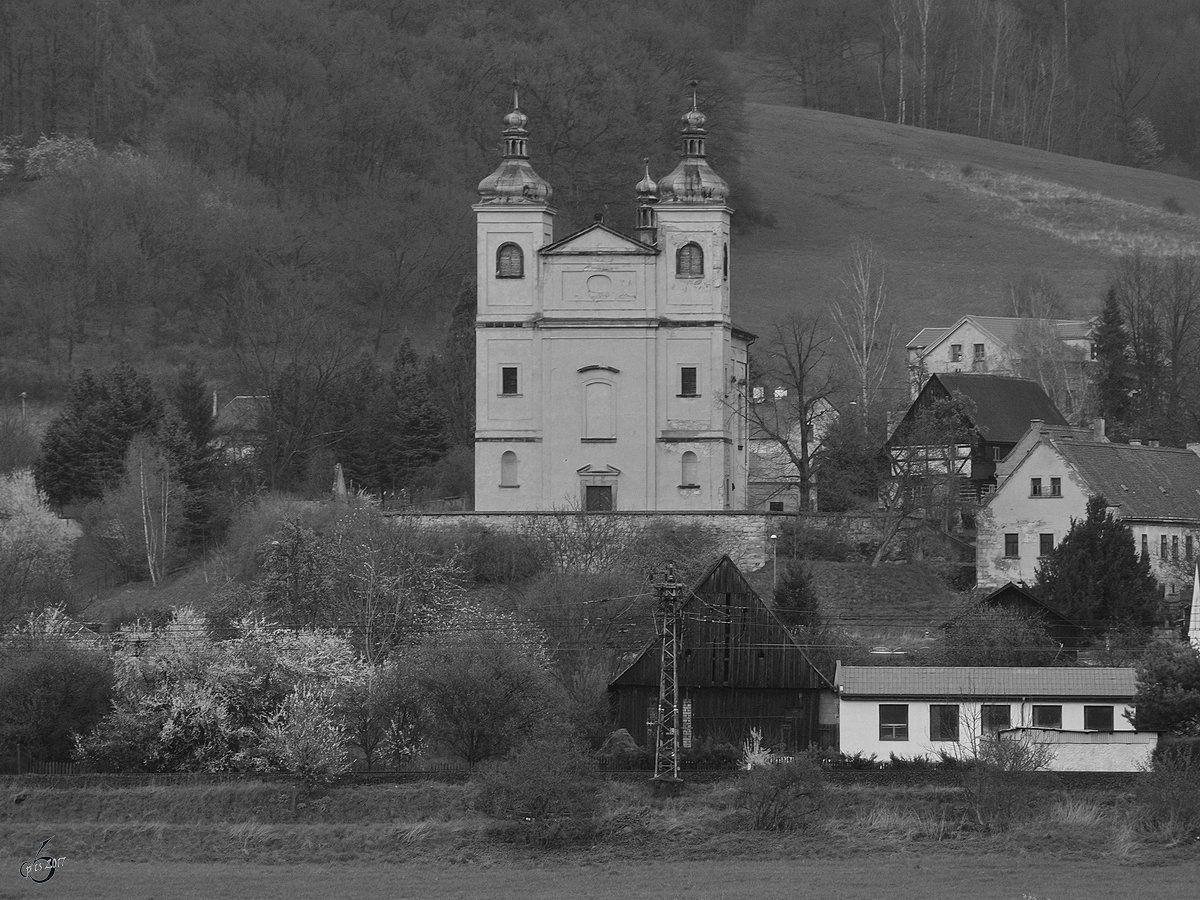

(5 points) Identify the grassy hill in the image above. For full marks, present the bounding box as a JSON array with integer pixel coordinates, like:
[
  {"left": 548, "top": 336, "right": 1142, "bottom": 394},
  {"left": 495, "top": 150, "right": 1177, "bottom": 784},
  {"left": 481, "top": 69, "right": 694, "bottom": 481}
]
[{"left": 732, "top": 102, "right": 1200, "bottom": 395}]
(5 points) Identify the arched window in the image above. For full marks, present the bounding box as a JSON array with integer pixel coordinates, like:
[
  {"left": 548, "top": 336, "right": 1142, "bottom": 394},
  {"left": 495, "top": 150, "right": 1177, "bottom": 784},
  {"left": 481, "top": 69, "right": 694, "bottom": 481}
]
[
  {"left": 676, "top": 242, "right": 704, "bottom": 278},
  {"left": 681, "top": 451, "right": 699, "bottom": 486},
  {"left": 497, "top": 243, "right": 524, "bottom": 278},
  {"left": 500, "top": 450, "right": 519, "bottom": 487}
]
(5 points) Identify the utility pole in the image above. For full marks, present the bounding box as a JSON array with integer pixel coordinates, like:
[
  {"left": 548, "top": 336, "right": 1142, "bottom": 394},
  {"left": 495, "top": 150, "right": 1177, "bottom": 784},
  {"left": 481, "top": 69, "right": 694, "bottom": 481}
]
[{"left": 652, "top": 563, "right": 684, "bottom": 791}]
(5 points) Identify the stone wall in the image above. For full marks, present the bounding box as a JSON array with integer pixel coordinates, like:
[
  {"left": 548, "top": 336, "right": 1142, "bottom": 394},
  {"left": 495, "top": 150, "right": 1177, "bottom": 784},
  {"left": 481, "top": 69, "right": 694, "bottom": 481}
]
[{"left": 386, "top": 510, "right": 883, "bottom": 571}]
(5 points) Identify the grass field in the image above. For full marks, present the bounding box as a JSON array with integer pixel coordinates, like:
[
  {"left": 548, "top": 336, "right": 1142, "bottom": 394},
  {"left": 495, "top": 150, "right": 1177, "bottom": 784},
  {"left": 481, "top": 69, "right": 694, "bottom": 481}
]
[
  {"left": 8, "top": 855, "right": 1200, "bottom": 900},
  {"left": 733, "top": 102, "right": 1200, "bottom": 397}
]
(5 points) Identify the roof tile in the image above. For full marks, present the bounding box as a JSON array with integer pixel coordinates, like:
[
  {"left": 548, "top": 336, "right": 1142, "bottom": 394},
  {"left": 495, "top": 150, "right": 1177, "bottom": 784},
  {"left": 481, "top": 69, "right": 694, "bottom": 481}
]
[{"left": 835, "top": 665, "right": 1137, "bottom": 698}]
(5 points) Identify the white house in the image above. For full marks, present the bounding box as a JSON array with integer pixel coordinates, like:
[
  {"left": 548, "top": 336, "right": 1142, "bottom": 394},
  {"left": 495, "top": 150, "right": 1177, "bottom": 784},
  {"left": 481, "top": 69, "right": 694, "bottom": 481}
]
[
  {"left": 906, "top": 315, "right": 1093, "bottom": 400},
  {"left": 833, "top": 664, "right": 1154, "bottom": 772},
  {"left": 976, "top": 424, "right": 1200, "bottom": 594},
  {"left": 746, "top": 395, "right": 836, "bottom": 512},
  {"left": 473, "top": 89, "right": 751, "bottom": 511}
]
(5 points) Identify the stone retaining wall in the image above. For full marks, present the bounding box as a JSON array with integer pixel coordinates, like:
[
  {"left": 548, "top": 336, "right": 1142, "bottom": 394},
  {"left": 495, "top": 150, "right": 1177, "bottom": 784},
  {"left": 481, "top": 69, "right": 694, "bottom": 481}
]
[{"left": 386, "top": 510, "right": 883, "bottom": 571}]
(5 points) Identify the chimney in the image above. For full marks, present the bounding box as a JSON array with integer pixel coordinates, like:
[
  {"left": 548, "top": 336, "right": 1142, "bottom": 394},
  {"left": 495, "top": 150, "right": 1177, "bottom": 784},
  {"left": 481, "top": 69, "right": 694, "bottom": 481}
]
[{"left": 1092, "top": 417, "right": 1106, "bottom": 441}]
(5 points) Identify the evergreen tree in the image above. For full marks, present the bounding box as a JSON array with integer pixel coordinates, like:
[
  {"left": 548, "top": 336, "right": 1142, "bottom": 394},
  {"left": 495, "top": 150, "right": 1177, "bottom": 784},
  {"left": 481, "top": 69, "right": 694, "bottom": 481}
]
[
  {"left": 33, "top": 365, "right": 163, "bottom": 508},
  {"left": 386, "top": 340, "right": 449, "bottom": 494},
  {"left": 1129, "top": 638, "right": 1200, "bottom": 736},
  {"left": 1091, "top": 288, "right": 1132, "bottom": 436},
  {"left": 1033, "top": 495, "right": 1160, "bottom": 625},
  {"left": 773, "top": 560, "right": 821, "bottom": 630}
]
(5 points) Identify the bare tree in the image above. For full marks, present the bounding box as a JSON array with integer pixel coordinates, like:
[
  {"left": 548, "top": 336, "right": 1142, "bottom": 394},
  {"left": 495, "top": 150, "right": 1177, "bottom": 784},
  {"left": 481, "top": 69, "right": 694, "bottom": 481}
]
[
  {"left": 745, "top": 313, "right": 838, "bottom": 512},
  {"left": 831, "top": 240, "right": 897, "bottom": 429}
]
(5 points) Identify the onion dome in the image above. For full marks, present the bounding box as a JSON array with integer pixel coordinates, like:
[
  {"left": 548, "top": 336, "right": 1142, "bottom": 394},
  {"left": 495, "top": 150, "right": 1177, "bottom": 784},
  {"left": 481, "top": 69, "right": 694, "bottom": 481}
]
[
  {"left": 477, "top": 83, "right": 553, "bottom": 204},
  {"left": 657, "top": 82, "right": 729, "bottom": 205},
  {"left": 635, "top": 158, "right": 658, "bottom": 199}
]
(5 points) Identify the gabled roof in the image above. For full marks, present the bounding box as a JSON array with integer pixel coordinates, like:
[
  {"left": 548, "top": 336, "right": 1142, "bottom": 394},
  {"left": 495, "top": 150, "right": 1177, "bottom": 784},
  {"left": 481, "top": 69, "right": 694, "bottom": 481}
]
[
  {"left": 834, "top": 665, "right": 1136, "bottom": 699},
  {"left": 540, "top": 222, "right": 657, "bottom": 255},
  {"left": 1053, "top": 439, "right": 1200, "bottom": 522},
  {"left": 907, "top": 316, "right": 1093, "bottom": 355},
  {"left": 889, "top": 374, "right": 1068, "bottom": 448},
  {"left": 942, "top": 582, "right": 1088, "bottom": 647},
  {"left": 907, "top": 327, "right": 949, "bottom": 350},
  {"left": 931, "top": 374, "right": 1068, "bottom": 443}
]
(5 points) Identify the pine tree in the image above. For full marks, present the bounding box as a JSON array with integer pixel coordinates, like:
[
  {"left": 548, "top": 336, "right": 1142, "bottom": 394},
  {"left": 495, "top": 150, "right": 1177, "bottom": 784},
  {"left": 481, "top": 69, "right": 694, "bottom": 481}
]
[
  {"left": 385, "top": 340, "right": 449, "bottom": 494},
  {"left": 1091, "top": 288, "right": 1132, "bottom": 436},
  {"left": 1033, "top": 495, "right": 1160, "bottom": 625},
  {"left": 773, "top": 560, "right": 821, "bottom": 630},
  {"left": 33, "top": 365, "right": 164, "bottom": 508}
]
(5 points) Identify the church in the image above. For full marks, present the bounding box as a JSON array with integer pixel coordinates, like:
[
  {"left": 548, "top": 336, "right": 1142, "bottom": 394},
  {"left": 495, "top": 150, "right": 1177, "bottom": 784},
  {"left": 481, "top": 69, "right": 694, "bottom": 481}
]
[{"left": 473, "top": 88, "right": 752, "bottom": 512}]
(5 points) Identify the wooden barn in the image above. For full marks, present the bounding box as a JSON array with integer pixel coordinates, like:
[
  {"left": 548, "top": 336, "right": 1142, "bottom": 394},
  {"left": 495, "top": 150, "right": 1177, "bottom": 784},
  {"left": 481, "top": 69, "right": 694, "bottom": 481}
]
[{"left": 607, "top": 556, "right": 834, "bottom": 752}]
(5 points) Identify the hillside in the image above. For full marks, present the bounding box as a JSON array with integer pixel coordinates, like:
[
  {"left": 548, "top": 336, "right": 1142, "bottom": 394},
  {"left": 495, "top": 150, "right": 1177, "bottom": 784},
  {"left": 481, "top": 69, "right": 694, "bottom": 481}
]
[{"left": 733, "top": 102, "right": 1200, "bottom": 386}]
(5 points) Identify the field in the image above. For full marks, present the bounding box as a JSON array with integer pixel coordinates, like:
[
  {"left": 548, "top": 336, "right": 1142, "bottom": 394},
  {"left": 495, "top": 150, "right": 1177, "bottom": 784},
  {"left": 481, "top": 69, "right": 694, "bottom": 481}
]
[
  {"left": 733, "top": 101, "right": 1200, "bottom": 399},
  {"left": 4, "top": 774, "right": 1199, "bottom": 899},
  {"left": 9, "top": 855, "right": 1200, "bottom": 900}
]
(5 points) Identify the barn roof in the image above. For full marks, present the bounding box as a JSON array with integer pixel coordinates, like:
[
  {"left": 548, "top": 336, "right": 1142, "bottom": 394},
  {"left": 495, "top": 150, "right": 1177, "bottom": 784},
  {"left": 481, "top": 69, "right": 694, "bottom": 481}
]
[
  {"left": 929, "top": 374, "right": 1068, "bottom": 444},
  {"left": 608, "top": 555, "right": 832, "bottom": 690},
  {"left": 834, "top": 665, "right": 1136, "bottom": 699}
]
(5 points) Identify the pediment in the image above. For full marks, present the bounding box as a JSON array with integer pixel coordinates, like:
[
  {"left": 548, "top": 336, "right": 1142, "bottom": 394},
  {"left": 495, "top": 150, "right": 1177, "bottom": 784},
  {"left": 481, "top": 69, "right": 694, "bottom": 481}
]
[
  {"left": 541, "top": 223, "right": 656, "bottom": 256},
  {"left": 576, "top": 463, "right": 622, "bottom": 476}
]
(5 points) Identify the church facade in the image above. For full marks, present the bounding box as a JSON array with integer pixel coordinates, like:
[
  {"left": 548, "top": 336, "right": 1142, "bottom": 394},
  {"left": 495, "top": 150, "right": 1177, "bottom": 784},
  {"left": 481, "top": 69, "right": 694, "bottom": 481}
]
[{"left": 473, "top": 90, "right": 751, "bottom": 512}]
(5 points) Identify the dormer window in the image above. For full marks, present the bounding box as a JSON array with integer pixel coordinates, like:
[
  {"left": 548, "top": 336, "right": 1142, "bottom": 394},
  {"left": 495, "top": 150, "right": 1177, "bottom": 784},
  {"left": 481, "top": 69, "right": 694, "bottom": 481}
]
[
  {"left": 676, "top": 242, "right": 704, "bottom": 278},
  {"left": 497, "top": 243, "right": 524, "bottom": 278}
]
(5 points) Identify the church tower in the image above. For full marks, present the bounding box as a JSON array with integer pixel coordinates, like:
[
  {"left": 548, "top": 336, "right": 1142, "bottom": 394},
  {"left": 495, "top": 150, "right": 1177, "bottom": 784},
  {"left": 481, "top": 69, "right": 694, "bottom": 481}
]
[{"left": 473, "top": 86, "right": 749, "bottom": 512}]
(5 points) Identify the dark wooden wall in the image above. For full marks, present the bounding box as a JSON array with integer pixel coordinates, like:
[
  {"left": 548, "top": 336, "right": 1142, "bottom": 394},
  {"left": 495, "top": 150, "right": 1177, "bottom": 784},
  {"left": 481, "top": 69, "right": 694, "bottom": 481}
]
[{"left": 608, "top": 557, "right": 830, "bottom": 750}]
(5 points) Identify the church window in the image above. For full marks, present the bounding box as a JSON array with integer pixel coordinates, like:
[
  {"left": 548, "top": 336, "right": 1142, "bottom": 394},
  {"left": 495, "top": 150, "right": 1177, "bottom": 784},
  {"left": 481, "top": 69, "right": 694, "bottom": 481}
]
[
  {"left": 500, "top": 366, "right": 519, "bottom": 395},
  {"left": 679, "top": 366, "right": 698, "bottom": 397},
  {"left": 497, "top": 243, "right": 524, "bottom": 278},
  {"left": 582, "top": 380, "right": 616, "bottom": 441},
  {"left": 676, "top": 242, "right": 704, "bottom": 278},
  {"left": 500, "top": 451, "right": 519, "bottom": 487},
  {"left": 723, "top": 244, "right": 729, "bottom": 281},
  {"left": 680, "top": 451, "right": 699, "bottom": 487}
]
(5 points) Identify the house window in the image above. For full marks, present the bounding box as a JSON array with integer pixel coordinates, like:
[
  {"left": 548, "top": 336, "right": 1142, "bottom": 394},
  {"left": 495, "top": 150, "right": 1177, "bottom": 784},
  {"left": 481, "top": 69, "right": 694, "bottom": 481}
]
[
  {"left": 973, "top": 343, "right": 985, "bottom": 361},
  {"left": 499, "top": 451, "right": 518, "bottom": 488},
  {"left": 768, "top": 501, "right": 784, "bottom": 512},
  {"left": 680, "top": 451, "right": 699, "bottom": 487},
  {"left": 676, "top": 242, "right": 704, "bottom": 278},
  {"left": 1050, "top": 477, "right": 1061, "bottom": 497},
  {"left": 1039, "top": 533, "right": 1054, "bottom": 558},
  {"left": 879, "top": 704, "right": 909, "bottom": 741},
  {"left": 679, "top": 366, "right": 699, "bottom": 397},
  {"left": 1032, "top": 705, "right": 1062, "bottom": 729},
  {"left": 950, "top": 343, "right": 963, "bottom": 362},
  {"left": 496, "top": 242, "right": 524, "bottom": 278},
  {"left": 1142, "top": 534, "right": 1149, "bottom": 557},
  {"left": 500, "top": 366, "right": 519, "bottom": 396},
  {"left": 1030, "top": 477, "right": 1042, "bottom": 497},
  {"left": 929, "top": 704, "right": 960, "bottom": 742},
  {"left": 981, "top": 704, "right": 1011, "bottom": 734},
  {"left": 1004, "top": 533, "right": 1019, "bottom": 558},
  {"left": 585, "top": 484, "right": 614, "bottom": 511},
  {"left": 1188, "top": 536, "right": 1194, "bottom": 561},
  {"left": 1084, "top": 705, "right": 1114, "bottom": 732},
  {"left": 1161, "top": 535, "right": 1168, "bottom": 559},
  {"left": 1174, "top": 535, "right": 1180, "bottom": 561}
]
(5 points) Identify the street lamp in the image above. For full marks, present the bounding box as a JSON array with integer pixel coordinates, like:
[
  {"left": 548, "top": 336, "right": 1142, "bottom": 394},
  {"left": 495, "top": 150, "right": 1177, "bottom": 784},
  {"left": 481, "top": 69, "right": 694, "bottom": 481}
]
[{"left": 769, "top": 533, "right": 778, "bottom": 589}]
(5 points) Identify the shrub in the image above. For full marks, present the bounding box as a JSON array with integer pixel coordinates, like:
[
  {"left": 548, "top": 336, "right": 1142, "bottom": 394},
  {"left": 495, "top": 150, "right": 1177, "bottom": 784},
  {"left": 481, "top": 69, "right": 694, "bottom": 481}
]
[
  {"left": 958, "top": 733, "right": 1056, "bottom": 830},
  {"left": 476, "top": 734, "right": 600, "bottom": 847},
  {"left": 733, "top": 755, "right": 826, "bottom": 830},
  {"left": 681, "top": 737, "right": 742, "bottom": 770},
  {"left": 1136, "top": 746, "right": 1200, "bottom": 840}
]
